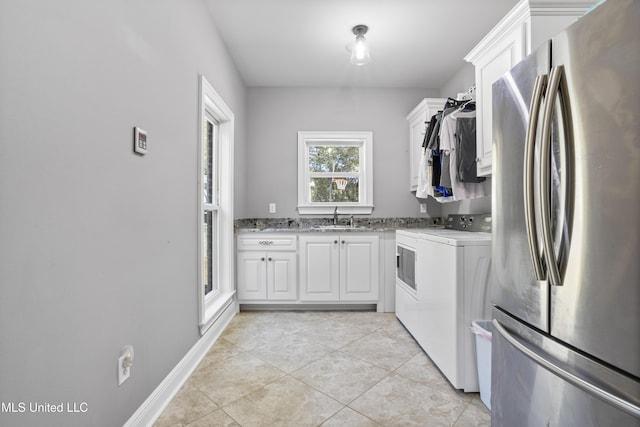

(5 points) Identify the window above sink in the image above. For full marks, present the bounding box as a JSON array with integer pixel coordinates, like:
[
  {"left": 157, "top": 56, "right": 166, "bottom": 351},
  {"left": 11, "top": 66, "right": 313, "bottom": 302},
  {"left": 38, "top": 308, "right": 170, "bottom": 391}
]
[{"left": 297, "top": 131, "right": 374, "bottom": 215}]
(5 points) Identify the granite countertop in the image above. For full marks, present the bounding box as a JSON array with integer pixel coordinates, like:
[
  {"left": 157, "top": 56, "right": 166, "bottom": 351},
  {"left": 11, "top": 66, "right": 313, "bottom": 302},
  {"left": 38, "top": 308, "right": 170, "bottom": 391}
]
[
  {"left": 236, "top": 225, "right": 386, "bottom": 233},
  {"left": 234, "top": 217, "right": 444, "bottom": 233}
]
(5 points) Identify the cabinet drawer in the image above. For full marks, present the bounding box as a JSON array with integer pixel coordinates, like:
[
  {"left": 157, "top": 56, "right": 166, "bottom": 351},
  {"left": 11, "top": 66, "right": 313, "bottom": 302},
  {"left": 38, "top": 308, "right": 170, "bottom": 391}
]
[{"left": 237, "top": 234, "right": 297, "bottom": 251}]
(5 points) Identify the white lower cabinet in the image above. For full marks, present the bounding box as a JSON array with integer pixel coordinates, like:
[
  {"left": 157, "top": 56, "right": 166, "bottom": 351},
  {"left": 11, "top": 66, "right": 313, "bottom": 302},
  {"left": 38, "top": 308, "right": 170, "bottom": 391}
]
[
  {"left": 299, "top": 234, "right": 379, "bottom": 302},
  {"left": 237, "top": 234, "right": 297, "bottom": 301}
]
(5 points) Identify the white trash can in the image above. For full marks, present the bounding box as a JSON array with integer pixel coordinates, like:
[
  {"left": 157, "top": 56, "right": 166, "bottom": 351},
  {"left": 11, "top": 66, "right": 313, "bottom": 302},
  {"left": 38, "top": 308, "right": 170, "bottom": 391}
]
[{"left": 471, "top": 320, "right": 493, "bottom": 410}]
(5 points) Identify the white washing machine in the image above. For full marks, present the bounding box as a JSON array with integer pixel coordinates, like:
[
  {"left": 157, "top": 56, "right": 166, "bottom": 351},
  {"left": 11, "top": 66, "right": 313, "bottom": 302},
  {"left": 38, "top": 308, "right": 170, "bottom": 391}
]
[{"left": 395, "top": 215, "right": 492, "bottom": 392}]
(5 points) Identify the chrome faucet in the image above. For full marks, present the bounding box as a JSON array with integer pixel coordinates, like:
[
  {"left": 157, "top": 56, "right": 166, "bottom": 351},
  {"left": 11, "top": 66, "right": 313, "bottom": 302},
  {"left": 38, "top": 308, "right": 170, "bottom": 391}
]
[{"left": 333, "top": 206, "right": 339, "bottom": 225}]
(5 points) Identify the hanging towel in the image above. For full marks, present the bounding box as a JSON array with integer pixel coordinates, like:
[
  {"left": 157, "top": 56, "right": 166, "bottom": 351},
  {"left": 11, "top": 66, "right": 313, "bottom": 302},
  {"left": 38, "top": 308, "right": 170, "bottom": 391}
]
[
  {"left": 456, "top": 117, "right": 485, "bottom": 183},
  {"left": 415, "top": 149, "right": 433, "bottom": 199}
]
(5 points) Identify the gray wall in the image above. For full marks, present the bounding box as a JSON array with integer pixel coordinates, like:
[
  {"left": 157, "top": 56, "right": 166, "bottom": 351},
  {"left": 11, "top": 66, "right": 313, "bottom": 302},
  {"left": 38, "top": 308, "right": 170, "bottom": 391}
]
[
  {"left": 0, "top": 1, "right": 246, "bottom": 426},
  {"left": 244, "top": 87, "right": 443, "bottom": 218},
  {"left": 439, "top": 61, "right": 476, "bottom": 99}
]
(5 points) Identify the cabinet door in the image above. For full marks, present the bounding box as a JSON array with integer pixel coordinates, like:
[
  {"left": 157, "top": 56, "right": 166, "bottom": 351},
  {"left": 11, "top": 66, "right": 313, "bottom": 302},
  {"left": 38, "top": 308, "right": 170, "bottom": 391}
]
[
  {"left": 406, "top": 98, "right": 448, "bottom": 191},
  {"left": 267, "top": 251, "right": 297, "bottom": 301},
  {"left": 299, "top": 235, "right": 339, "bottom": 301},
  {"left": 340, "top": 235, "right": 379, "bottom": 301},
  {"left": 237, "top": 251, "right": 268, "bottom": 300},
  {"left": 474, "top": 24, "right": 525, "bottom": 177},
  {"left": 409, "top": 115, "right": 427, "bottom": 191}
]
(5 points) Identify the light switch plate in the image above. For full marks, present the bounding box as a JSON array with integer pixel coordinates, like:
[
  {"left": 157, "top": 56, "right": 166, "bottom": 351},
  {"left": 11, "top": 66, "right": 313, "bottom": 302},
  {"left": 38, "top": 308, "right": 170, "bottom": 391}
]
[
  {"left": 419, "top": 203, "right": 427, "bottom": 213},
  {"left": 269, "top": 203, "right": 276, "bottom": 214},
  {"left": 134, "top": 127, "right": 148, "bottom": 155},
  {"left": 118, "top": 345, "right": 134, "bottom": 386},
  {"left": 118, "top": 354, "right": 130, "bottom": 386}
]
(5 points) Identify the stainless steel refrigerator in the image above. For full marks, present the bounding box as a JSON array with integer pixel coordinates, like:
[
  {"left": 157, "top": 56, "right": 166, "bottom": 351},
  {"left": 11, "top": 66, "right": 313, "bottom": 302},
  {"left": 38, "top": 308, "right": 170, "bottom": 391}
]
[{"left": 491, "top": 0, "right": 640, "bottom": 425}]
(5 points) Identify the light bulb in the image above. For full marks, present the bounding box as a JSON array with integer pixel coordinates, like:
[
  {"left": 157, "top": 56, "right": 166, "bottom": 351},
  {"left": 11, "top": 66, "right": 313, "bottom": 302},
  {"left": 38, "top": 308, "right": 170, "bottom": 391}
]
[
  {"left": 350, "top": 35, "right": 370, "bottom": 65},
  {"left": 349, "top": 25, "right": 371, "bottom": 66}
]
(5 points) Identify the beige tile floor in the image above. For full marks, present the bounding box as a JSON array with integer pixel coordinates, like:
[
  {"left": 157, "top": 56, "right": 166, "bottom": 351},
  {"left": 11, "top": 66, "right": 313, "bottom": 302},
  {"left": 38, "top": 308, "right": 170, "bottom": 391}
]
[{"left": 154, "top": 311, "right": 490, "bottom": 427}]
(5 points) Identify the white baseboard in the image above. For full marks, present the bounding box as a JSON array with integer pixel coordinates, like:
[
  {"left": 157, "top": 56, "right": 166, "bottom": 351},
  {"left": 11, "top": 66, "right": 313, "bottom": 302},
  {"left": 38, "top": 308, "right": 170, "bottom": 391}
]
[{"left": 124, "top": 299, "right": 238, "bottom": 427}]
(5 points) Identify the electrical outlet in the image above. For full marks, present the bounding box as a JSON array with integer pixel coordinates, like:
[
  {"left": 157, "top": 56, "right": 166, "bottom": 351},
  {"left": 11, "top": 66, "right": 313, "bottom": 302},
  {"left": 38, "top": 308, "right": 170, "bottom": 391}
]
[
  {"left": 118, "top": 345, "right": 134, "bottom": 386},
  {"left": 419, "top": 203, "right": 427, "bottom": 213},
  {"left": 269, "top": 203, "right": 276, "bottom": 214}
]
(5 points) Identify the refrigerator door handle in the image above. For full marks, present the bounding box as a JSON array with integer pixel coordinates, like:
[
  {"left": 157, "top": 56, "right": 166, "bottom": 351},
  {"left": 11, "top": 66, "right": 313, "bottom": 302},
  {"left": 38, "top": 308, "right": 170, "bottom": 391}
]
[
  {"left": 539, "top": 65, "right": 564, "bottom": 286},
  {"left": 524, "top": 74, "right": 548, "bottom": 281},
  {"left": 493, "top": 320, "right": 640, "bottom": 418}
]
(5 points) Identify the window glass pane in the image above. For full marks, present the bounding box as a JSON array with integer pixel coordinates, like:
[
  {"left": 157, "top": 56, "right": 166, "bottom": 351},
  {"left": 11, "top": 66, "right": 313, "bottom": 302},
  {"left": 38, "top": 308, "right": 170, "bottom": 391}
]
[
  {"left": 308, "top": 145, "right": 359, "bottom": 173},
  {"left": 203, "top": 120, "right": 215, "bottom": 204},
  {"left": 310, "top": 177, "right": 359, "bottom": 203},
  {"left": 203, "top": 211, "right": 217, "bottom": 295}
]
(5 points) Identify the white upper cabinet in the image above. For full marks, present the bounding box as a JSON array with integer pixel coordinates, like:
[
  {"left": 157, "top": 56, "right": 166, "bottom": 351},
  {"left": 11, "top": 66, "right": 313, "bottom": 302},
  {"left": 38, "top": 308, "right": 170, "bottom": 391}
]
[
  {"left": 406, "top": 98, "right": 447, "bottom": 191},
  {"left": 465, "top": 0, "right": 591, "bottom": 177}
]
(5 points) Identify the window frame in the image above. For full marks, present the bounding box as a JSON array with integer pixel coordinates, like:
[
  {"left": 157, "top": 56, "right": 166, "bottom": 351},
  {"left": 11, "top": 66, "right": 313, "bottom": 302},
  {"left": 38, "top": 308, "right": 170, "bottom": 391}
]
[
  {"left": 198, "top": 75, "right": 235, "bottom": 335},
  {"left": 297, "top": 131, "right": 374, "bottom": 215}
]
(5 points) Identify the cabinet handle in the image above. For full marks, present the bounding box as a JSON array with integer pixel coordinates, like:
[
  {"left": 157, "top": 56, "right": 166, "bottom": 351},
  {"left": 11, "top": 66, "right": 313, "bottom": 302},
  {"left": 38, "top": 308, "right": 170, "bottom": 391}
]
[
  {"left": 341, "top": 240, "right": 345, "bottom": 244},
  {"left": 334, "top": 240, "right": 338, "bottom": 244},
  {"left": 261, "top": 257, "right": 265, "bottom": 261},
  {"left": 268, "top": 257, "right": 272, "bottom": 261}
]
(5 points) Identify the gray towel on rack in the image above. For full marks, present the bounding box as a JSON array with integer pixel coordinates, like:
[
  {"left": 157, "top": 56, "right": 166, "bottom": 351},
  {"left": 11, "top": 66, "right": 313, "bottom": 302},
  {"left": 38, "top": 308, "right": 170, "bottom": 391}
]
[{"left": 456, "top": 117, "right": 485, "bottom": 183}]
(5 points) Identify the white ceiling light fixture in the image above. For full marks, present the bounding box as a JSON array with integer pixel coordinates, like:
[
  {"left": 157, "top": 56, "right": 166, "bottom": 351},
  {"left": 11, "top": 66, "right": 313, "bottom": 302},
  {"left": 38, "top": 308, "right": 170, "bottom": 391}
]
[{"left": 349, "top": 25, "right": 371, "bottom": 66}]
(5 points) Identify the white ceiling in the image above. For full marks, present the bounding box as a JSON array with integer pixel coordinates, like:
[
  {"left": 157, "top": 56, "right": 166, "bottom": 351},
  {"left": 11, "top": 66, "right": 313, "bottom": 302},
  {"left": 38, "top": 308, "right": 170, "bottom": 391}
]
[{"left": 204, "top": 0, "right": 519, "bottom": 89}]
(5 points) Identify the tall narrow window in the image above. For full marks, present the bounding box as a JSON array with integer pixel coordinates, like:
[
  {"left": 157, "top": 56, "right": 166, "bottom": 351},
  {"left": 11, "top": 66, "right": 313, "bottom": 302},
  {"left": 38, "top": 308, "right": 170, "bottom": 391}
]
[
  {"left": 199, "top": 76, "right": 235, "bottom": 334},
  {"left": 202, "top": 115, "right": 219, "bottom": 297}
]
